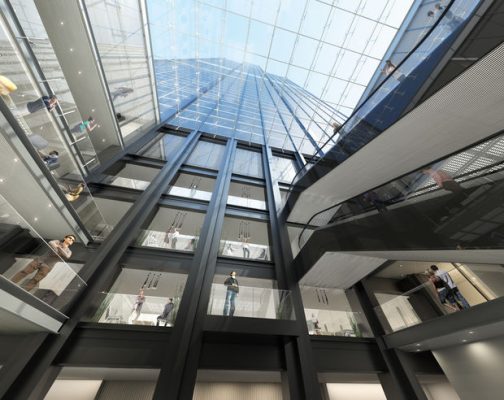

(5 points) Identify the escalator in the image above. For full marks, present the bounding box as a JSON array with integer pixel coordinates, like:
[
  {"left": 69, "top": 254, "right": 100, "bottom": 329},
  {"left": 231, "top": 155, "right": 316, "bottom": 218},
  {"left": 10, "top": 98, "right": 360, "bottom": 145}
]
[
  {"left": 293, "top": 130, "right": 504, "bottom": 279},
  {"left": 286, "top": 0, "right": 499, "bottom": 226}
]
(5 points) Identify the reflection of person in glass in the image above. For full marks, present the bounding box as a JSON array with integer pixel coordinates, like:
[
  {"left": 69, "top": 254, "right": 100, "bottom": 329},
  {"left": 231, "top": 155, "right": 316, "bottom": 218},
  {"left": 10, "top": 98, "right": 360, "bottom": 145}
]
[
  {"left": 11, "top": 234, "right": 75, "bottom": 291},
  {"left": 223, "top": 271, "right": 239, "bottom": 316},
  {"left": 132, "top": 289, "right": 146, "bottom": 321},
  {"left": 156, "top": 298, "right": 175, "bottom": 326}
]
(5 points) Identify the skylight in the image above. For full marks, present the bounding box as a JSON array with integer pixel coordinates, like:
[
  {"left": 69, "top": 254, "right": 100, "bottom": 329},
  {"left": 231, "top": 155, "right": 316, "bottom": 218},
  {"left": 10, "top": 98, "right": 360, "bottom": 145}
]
[{"left": 147, "top": 0, "right": 414, "bottom": 116}]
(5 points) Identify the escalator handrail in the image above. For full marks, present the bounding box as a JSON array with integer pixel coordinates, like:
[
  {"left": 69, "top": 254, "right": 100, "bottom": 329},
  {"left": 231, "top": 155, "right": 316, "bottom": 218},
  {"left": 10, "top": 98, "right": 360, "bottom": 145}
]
[{"left": 286, "top": 0, "right": 461, "bottom": 198}]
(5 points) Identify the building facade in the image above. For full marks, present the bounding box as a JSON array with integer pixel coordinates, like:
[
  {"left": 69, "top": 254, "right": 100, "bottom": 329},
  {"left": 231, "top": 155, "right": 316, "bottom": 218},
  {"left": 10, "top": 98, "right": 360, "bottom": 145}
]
[{"left": 1, "top": 0, "right": 504, "bottom": 399}]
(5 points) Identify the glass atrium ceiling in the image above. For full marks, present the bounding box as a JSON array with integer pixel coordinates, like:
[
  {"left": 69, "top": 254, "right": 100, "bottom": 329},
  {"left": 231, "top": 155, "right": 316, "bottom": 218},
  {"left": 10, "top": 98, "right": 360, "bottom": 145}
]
[
  {"left": 148, "top": 0, "right": 414, "bottom": 116},
  {"left": 146, "top": 0, "right": 415, "bottom": 155}
]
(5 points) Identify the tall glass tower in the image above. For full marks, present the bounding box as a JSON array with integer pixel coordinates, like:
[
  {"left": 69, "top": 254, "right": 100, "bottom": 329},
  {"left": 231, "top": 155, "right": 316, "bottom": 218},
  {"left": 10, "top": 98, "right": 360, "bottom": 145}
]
[{"left": 154, "top": 58, "right": 347, "bottom": 156}]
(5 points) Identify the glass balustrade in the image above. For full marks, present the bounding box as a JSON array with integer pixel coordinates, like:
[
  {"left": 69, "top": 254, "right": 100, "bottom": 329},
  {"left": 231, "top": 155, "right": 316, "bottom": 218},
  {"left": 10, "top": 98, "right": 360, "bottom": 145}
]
[
  {"left": 304, "top": 310, "right": 371, "bottom": 338},
  {"left": 89, "top": 292, "right": 181, "bottom": 327},
  {"left": 0, "top": 194, "right": 86, "bottom": 311},
  {"left": 373, "top": 263, "right": 503, "bottom": 334},
  {"left": 207, "top": 283, "right": 294, "bottom": 320},
  {"left": 84, "top": 267, "right": 187, "bottom": 327}
]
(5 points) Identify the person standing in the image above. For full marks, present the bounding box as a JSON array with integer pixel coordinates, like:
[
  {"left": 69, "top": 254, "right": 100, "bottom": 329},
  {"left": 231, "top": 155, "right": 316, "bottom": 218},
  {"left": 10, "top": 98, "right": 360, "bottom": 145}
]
[
  {"left": 430, "top": 265, "right": 470, "bottom": 309},
  {"left": 11, "top": 234, "right": 75, "bottom": 291},
  {"left": 223, "top": 271, "right": 239, "bottom": 316},
  {"left": 156, "top": 298, "right": 175, "bottom": 326},
  {"left": 241, "top": 237, "right": 250, "bottom": 258},
  {"left": 132, "top": 289, "right": 146, "bottom": 321}
]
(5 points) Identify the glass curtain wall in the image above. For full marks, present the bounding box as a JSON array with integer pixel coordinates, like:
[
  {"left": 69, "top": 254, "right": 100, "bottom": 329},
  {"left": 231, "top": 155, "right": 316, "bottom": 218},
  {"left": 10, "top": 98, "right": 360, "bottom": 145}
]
[
  {"left": 9, "top": 0, "right": 100, "bottom": 170},
  {"left": 86, "top": 267, "right": 187, "bottom": 327},
  {"left": 0, "top": 15, "right": 110, "bottom": 240},
  {"left": 84, "top": 0, "right": 157, "bottom": 144}
]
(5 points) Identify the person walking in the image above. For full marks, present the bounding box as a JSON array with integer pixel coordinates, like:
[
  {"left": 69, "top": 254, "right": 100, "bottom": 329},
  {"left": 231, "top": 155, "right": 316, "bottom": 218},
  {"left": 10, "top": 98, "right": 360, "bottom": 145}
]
[
  {"left": 223, "top": 271, "right": 239, "bottom": 316},
  {"left": 11, "top": 234, "right": 75, "bottom": 291},
  {"left": 156, "top": 298, "right": 175, "bottom": 326}
]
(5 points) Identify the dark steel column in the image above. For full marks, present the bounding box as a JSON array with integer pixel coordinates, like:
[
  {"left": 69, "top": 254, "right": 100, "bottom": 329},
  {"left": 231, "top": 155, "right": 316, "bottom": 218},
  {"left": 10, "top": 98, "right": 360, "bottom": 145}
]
[
  {"left": 354, "top": 281, "right": 428, "bottom": 400},
  {"left": 2, "top": 130, "right": 202, "bottom": 399},
  {"left": 152, "top": 138, "right": 237, "bottom": 400}
]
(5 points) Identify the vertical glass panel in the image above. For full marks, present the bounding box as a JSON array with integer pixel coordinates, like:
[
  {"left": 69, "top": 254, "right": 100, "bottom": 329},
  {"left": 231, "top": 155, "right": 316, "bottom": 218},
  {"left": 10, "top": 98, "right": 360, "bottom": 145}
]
[
  {"left": 233, "top": 148, "right": 263, "bottom": 178},
  {"left": 166, "top": 173, "right": 215, "bottom": 201},
  {"left": 84, "top": 0, "right": 157, "bottom": 144},
  {"left": 186, "top": 140, "right": 226, "bottom": 170},
  {"left": 219, "top": 217, "right": 271, "bottom": 261},
  {"left": 270, "top": 155, "right": 298, "bottom": 183},
  {"left": 104, "top": 163, "right": 159, "bottom": 190},
  {"left": 138, "top": 133, "right": 186, "bottom": 161},
  {"left": 136, "top": 207, "right": 205, "bottom": 252},
  {"left": 10, "top": 0, "right": 101, "bottom": 171},
  {"left": 0, "top": 194, "right": 86, "bottom": 311},
  {"left": 92, "top": 198, "right": 133, "bottom": 234},
  {"left": 227, "top": 182, "right": 267, "bottom": 210},
  {"left": 208, "top": 275, "right": 293, "bottom": 319},
  {"left": 85, "top": 267, "right": 187, "bottom": 327},
  {"left": 300, "top": 286, "right": 372, "bottom": 337}
]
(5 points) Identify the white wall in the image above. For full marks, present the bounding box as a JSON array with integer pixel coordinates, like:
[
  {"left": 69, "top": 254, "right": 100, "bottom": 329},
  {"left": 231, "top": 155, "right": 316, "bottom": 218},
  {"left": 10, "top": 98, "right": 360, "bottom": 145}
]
[
  {"left": 326, "top": 383, "right": 386, "bottom": 400},
  {"left": 44, "top": 380, "right": 102, "bottom": 400},
  {"left": 433, "top": 335, "right": 504, "bottom": 400},
  {"left": 193, "top": 383, "right": 282, "bottom": 400}
]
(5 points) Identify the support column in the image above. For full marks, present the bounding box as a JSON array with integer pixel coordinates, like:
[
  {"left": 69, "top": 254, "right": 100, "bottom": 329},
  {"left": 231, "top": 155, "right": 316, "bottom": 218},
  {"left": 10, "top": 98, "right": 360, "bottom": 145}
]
[
  {"left": 354, "top": 281, "right": 428, "bottom": 400},
  {"left": 152, "top": 138, "right": 237, "bottom": 400}
]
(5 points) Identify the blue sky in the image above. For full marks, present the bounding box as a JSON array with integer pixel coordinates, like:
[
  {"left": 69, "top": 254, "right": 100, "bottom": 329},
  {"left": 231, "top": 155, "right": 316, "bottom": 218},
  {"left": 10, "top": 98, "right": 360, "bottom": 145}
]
[{"left": 147, "top": 0, "right": 414, "bottom": 115}]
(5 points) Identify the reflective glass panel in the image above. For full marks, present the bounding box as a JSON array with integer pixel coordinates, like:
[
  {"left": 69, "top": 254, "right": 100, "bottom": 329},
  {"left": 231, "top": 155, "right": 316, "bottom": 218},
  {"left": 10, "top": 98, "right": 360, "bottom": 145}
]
[
  {"left": 186, "top": 140, "right": 226, "bottom": 170},
  {"left": 136, "top": 207, "right": 205, "bottom": 252},
  {"left": 166, "top": 173, "right": 215, "bottom": 202},
  {"left": 219, "top": 217, "right": 271, "bottom": 261},
  {"left": 227, "top": 182, "right": 267, "bottom": 210},
  {"left": 270, "top": 155, "right": 298, "bottom": 183},
  {"left": 233, "top": 148, "right": 263, "bottom": 178},
  {"left": 85, "top": 267, "right": 187, "bottom": 327},
  {"left": 138, "top": 133, "right": 186, "bottom": 161}
]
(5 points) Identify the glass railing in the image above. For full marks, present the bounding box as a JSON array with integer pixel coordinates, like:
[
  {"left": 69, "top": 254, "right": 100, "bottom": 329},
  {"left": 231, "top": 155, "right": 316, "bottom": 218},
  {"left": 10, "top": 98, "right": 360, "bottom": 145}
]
[
  {"left": 0, "top": 194, "right": 86, "bottom": 312},
  {"left": 207, "top": 284, "right": 294, "bottom": 320},
  {"left": 218, "top": 239, "right": 271, "bottom": 261},
  {"left": 167, "top": 185, "right": 213, "bottom": 201},
  {"left": 135, "top": 229, "right": 199, "bottom": 252},
  {"left": 304, "top": 310, "right": 372, "bottom": 338},
  {"left": 227, "top": 195, "right": 267, "bottom": 210},
  {"left": 105, "top": 176, "right": 151, "bottom": 191},
  {"left": 287, "top": 0, "right": 482, "bottom": 191},
  {"left": 373, "top": 264, "right": 500, "bottom": 334},
  {"left": 88, "top": 292, "right": 181, "bottom": 327}
]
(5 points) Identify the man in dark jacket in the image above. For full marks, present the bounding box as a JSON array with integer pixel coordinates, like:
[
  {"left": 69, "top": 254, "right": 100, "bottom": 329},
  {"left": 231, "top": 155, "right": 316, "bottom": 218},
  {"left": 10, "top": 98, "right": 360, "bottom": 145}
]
[
  {"left": 223, "top": 271, "right": 239, "bottom": 316},
  {"left": 156, "top": 298, "right": 175, "bottom": 326}
]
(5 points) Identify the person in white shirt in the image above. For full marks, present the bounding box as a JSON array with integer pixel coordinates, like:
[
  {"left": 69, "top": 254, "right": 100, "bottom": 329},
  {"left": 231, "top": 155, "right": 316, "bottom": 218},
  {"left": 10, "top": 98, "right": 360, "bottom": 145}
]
[{"left": 430, "top": 265, "right": 470, "bottom": 309}]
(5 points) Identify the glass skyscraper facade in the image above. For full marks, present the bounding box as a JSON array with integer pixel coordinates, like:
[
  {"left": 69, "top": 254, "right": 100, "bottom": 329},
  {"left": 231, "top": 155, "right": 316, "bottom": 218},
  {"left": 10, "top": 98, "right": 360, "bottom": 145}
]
[
  {"left": 1, "top": 0, "right": 504, "bottom": 399},
  {"left": 154, "top": 58, "right": 346, "bottom": 155}
]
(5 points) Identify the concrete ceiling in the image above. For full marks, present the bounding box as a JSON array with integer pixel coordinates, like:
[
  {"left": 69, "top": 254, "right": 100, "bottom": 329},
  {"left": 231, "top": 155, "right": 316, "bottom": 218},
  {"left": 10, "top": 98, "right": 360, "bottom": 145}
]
[
  {"left": 288, "top": 42, "right": 504, "bottom": 224},
  {"left": 342, "top": 249, "right": 504, "bottom": 265}
]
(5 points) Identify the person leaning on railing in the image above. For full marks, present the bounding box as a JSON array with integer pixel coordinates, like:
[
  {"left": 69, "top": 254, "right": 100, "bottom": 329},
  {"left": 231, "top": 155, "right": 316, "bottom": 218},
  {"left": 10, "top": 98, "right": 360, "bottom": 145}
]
[{"left": 11, "top": 234, "right": 75, "bottom": 291}]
